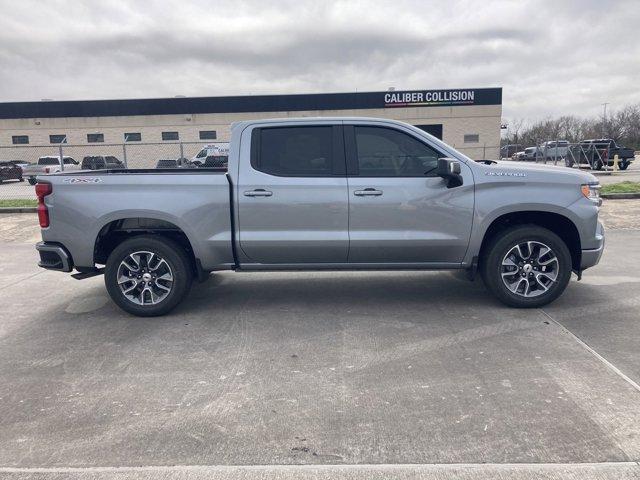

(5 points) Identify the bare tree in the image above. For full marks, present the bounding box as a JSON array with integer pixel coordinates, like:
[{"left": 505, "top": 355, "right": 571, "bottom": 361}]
[{"left": 511, "top": 103, "right": 640, "bottom": 149}]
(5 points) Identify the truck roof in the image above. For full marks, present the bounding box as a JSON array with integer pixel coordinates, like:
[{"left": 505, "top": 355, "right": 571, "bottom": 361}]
[{"left": 231, "top": 116, "right": 415, "bottom": 129}]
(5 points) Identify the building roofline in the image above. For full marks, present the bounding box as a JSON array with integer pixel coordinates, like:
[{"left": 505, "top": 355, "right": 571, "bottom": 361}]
[{"left": 0, "top": 87, "right": 502, "bottom": 120}]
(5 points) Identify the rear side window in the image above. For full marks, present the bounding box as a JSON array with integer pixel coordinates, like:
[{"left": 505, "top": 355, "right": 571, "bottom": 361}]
[
  {"left": 39, "top": 158, "right": 59, "bottom": 165},
  {"left": 252, "top": 126, "right": 340, "bottom": 176},
  {"left": 353, "top": 126, "right": 442, "bottom": 177}
]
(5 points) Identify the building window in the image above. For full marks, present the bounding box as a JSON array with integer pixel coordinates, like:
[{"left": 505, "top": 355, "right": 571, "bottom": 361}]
[
  {"left": 124, "top": 132, "right": 141, "bottom": 142},
  {"left": 49, "top": 134, "right": 67, "bottom": 144},
  {"left": 12, "top": 135, "right": 29, "bottom": 144},
  {"left": 162, "top": 131, "right": 179, "bottom": 141},
  {"left": 464, "top": 134, "right": 479, "bottom": 143},
  {"left": 87, "top": 133, "right": 104, "bottom": 143},
  {"left": 199, "top": 130, "right": 217, "bottom": 140}
]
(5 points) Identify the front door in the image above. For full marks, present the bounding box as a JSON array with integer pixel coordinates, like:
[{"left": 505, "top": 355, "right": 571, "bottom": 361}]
[
  {"left": 237, "top": 124, "right": 349, "bottom": 265},
  {"left": 345, "top": 124, "right": 474, "bottom": 264}
]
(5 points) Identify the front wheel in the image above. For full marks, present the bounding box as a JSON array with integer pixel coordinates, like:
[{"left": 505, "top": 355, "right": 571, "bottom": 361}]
[
  {"left": 480, "top": 225, "right": 572, "bottom": 308},
  {"left": 28, "top": 177, "right": 37, "bottom": 185},
  {"left": 619, "top": 161, "right": 629, "bottom": 170},
  {"left": 105, "top": 235, "right": 193, "bottom": 316}
]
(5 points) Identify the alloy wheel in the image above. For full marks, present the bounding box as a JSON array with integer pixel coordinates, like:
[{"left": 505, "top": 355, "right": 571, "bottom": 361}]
[
  {"left": 117, "top": 251, "right": 174, "bottom": 305},
  {"left": 500, "top": 241, "right": 559, "bottom": 298}
]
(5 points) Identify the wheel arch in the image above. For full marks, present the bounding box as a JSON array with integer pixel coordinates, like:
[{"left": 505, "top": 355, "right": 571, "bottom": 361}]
[
  {"left": 478, "top": 210, "right": 582, "bottom": 271},
  {"left": 93, "top": 215, "right": 203, "bottom": 278}
]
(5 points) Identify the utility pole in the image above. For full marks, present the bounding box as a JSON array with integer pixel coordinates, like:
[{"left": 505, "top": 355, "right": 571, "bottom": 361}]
[{"left": 601, "top": 102, "right": 609, "bottom": 137}]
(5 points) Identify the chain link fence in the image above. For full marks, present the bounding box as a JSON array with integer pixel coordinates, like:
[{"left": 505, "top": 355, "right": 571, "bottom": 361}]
[
  {"left": 0, "top": 141, "right": 226, "bottom": 201},
  {"left": 1, "top": 139, "right": 634, "bottom": 202},
  {"left": 500, "top": 140, "right": 635, "bottom": 171}
]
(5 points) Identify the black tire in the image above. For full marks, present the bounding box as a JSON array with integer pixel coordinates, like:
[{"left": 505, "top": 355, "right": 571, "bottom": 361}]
[
  {"left": 619, "top": 161, "right": 629, "bottom": 171},
  {"left": 105, "top": 235, "right": 193, "bottom": 317},
  {"left": 28, "top": 177, "right": 37, "bottom": 185},
  {"left": 593, "top": 159, "right": 603, "bottom": 170},
  {"left": 480, "top": 225, "right": 572, "bottom": 308},
  {"left": 19, "top": 176, "right": 24, "bottom": 182}
]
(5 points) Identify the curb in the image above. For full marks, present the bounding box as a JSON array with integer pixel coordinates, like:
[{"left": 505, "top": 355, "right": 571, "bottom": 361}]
[
  {"left": 0, "top": 207, "right": 37, "bottom": 213},
  {"left": 602, "top": 193, "right": 640, "bottom": 199}
]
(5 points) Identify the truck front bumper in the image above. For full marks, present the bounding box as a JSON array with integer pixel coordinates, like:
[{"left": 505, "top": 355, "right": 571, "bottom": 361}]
[
  {"left": 580, "top": 221, "right": 605, "bottom": 270},
  {"left": 36, "top": 242, "right": 73, "bottom": 272}
]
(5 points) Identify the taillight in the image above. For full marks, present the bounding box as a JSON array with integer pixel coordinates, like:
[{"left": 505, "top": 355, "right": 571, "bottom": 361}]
[{"left": 35, "top": 183, "right": 52, "bottom": 228}]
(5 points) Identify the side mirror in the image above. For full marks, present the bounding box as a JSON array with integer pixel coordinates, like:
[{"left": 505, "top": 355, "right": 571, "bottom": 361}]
[{"left": 437, "top": 158, "right": 463, "bottom": 188}]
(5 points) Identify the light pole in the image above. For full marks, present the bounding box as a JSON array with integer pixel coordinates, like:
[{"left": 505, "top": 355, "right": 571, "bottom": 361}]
[{"left": 601, "top": 102, "right": 609, "bottom": 137}]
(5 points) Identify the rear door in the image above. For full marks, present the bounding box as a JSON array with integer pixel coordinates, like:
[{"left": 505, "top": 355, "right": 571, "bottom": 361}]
[
  {"left": 237, "top": 123, "right": 349, "bottom": 264},
  {"left": 345, "top": 123, "right": 474, "bottom": 264}
]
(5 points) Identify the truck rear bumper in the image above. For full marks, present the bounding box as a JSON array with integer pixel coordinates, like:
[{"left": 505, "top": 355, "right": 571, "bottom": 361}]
[
  {"left": 36, "top": 242, "right": 73, "bottom": 272},
  {"left": 580, "top": 222, "right": 605, "bottom": 270}
]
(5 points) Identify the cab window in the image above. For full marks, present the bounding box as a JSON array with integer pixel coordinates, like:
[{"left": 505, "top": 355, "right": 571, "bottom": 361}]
[
  {"left": 353, "top": 126, "right": 442, "bottom": 177},
  {"left": 252, "top": 126, "right": 343, "bottom": 176}
]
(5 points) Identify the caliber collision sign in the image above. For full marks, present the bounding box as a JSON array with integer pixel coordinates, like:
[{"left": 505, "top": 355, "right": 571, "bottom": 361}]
[{"left": 384, "top": 89, "right": 476, "bottom": 107}]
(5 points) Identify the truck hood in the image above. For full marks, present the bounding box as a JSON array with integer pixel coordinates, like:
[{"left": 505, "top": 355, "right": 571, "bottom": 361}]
[{"left": 479, "top": 160, "right": 598, "bottom": 185}]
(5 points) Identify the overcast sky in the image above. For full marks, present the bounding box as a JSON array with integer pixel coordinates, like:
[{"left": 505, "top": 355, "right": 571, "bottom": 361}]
[{"left": 0, "top": 0, "right": 638, "bottom": 121}]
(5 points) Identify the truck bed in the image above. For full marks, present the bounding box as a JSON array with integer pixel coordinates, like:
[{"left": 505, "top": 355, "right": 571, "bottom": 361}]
[{"left": 38, "top": 169, "right": 235, "bottom": 271}]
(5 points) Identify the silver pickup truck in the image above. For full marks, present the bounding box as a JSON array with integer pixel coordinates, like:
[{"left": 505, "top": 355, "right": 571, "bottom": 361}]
[{"left": 35, "top": 117, "right": 605, "bottom": 316}]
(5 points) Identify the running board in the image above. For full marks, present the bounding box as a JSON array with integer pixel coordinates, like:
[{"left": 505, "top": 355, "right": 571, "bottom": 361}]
[{"left": 71, "top": 268, "right": 105, "bottom": 280}]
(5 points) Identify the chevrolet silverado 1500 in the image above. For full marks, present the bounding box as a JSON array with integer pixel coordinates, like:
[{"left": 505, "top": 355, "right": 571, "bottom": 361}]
[{"left": 34, "top": 117, "right": 605, "bottom": 316}]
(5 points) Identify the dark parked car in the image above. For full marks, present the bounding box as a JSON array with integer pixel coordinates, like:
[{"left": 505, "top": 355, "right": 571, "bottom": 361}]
[
  {"left": 81, "top": 155, "right": 125, "bottom": 170},
  {"left": 0, "top": 161, "right": 24, "bottom": 184},
  {"left": 500, "top": 144, "right": 523, "bottom": 159},
  {"left": 155, "top": 159, "right": 178, "bottom": 169},
  {"left": 568, "top": 139, "right": 635, "bottom": 170},
  {"left": 155, "top": 158, "right": 195, "bottom": 169},
  {"left": 203, "top": 155, "right": 228, "bottom": 169}
]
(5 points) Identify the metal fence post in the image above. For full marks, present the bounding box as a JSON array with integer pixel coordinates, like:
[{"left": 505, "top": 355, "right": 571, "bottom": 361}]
[
  {"left": 58, "top": 142, "right": 64, "bottom": 171},
  {"left": 483, "top": 143, "right": 486, "bottom": 159},
  {"left": 122, "top": 142, "right": 128, "bottom": 168},
  {"left": 179, "top": 141, "right": 184, "bottom": 161}
]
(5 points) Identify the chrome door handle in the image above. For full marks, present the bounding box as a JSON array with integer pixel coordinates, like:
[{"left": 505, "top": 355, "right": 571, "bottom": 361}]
[
  {"left": 244, "top": 189, "right": 273, "bottom": 197},
  {"left": 354, "top": 188, "right": 383, "bottom": 196}
]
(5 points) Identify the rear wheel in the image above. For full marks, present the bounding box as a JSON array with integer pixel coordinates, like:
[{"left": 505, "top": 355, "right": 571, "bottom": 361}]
[
  {"left": 619, "top": 161, "right": 629, "bottom": 170},
  {"left": 105, "top": 235, "right": 193, "bottom": 316},
  {"left": 28, "top": 177, "right": 37, "bottom": 185},
  {"left": 480, "top": 225, "right": 572, "bottom": 308}
]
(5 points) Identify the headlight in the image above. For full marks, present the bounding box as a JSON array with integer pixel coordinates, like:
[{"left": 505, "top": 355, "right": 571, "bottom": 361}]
[{"left": 581, "top": 183, "right": 601, "bottom": 205}]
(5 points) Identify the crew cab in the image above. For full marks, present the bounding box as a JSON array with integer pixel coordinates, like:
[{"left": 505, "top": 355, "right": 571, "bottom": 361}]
[
  {"left": 541, "top": 141, "right": 570, "bottom": 161},
  {"left": 23, "top": 156, "right": 79, "bottom": 185},
  {"left": 34, "top": 118, "right": 605, "bottom": 316}
]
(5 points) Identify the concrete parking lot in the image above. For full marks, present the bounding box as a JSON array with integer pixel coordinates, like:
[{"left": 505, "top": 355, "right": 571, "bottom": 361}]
[{"left": 0, "top": 209, "right": 639, "bottom": 479}]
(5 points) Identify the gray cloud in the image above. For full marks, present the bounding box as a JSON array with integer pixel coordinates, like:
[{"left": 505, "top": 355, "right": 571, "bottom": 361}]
[{"left": 0, "top": 0, "right": 638, "bottom": 121}]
